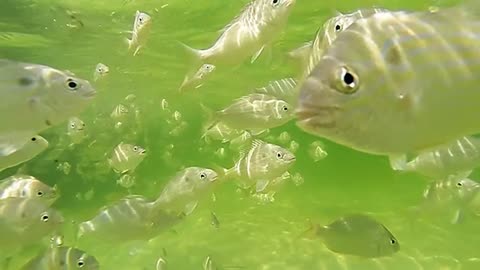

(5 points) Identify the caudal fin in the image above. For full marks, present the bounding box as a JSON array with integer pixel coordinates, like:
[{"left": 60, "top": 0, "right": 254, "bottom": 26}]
[{"left": 177, "top": 41, "right": 204, "bottom": 65}]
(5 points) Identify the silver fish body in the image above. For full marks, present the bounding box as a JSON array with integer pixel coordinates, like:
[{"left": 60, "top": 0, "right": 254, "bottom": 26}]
[
  {"left": 0, "top": 174, "right": 57, "bottom": 204},
  {"left": 296, "top": 4, "right": 480, "bottom": 156},
  {"left": 127, "top": 11, "right": 152, "bottom": 56},
  {"left": 253, "top": 78, "right": 298, "bottom": 104},
  {"left": 179, "top": 64, "right": 216, "bottom": 91},
  {"left": 108, "top": 142, "right": 146, "bottom": 174},
  {"left": 0, "top": 59, "right": 95, "bottom": 157},
  {"left": 21, "top": 246, "right": 99, "bottom": 270},
  {"left": 0, "top": 135, "right": 48, "bottom": 172}
]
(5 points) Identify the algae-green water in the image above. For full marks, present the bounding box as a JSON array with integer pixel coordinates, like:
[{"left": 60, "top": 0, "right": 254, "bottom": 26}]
[{"left": 1, "top": 0, "right": 480, "bottom": 269}]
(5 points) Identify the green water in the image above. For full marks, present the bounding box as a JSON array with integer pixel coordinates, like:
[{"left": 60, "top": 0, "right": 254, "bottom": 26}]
[{"left": 1, "top": 0, "right": 480, "bottom": 269}]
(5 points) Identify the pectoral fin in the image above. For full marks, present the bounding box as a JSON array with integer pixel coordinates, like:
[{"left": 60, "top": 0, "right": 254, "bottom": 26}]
[
  {"left": 184, "top": 201, "right": 198, "bottom": 216},
  {"left": 255, "top": 179, "right": 270, "bottom": 193}
]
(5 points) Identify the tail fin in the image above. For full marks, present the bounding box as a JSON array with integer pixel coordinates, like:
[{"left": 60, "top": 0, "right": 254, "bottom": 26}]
[{"left": 177, "top": 41, "right": 204, "bottom": 65}]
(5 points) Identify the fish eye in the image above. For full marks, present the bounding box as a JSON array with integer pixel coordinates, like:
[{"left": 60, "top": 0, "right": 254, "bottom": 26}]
[
  {"left": 31, "top": 137, "right": 37, "bottom": 142},
  {"left": 77, "top": 260, "right": 85, "bottom": 268},
  {"left": 200, "top": 172, "right": 207, "bottom": 179},
  {"left": 336, "top": 66, "right": 359, "bottom": 94},
  {"left": 282, "top": 105, "right": 288, "bottom": 111},
  {"left": 37, "top": 191, "right": 44, "bottom": 196},
  {"left": 335, "top": 24, "right": 342, "bottom": 32},
  {"left": 390, "top": 239, "right": 396, "bottom": 245},
  {"left": 133, "top": 146, "right": 139, "bottom": 151},
  {"left": 41, "top": 214, "right": 49, "bottom": 222},
  {"left": 272, "top": 0, "right": 279, "bottom": 5},
  {"left": 457, "top": 181, "right": 463, "bottom": 187},
  {"left": 276, "top": 152, "right": 283, "bottom": 159},
  {"left": 66, "top": 78, "right": 79, "bottom": 91},
  {"left": 70, "top": 123, "right": 76, "bottom": 128}
]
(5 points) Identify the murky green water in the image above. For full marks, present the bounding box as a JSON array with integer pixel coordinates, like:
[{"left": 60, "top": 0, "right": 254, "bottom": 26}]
[{"left": 1, "top": 0, "right": 480, "bottom": 269}]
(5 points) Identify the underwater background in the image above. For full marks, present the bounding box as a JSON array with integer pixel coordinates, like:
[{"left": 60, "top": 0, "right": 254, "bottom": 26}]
[{"left": 1, "top": 0, "right": 480, "bottom": 269}]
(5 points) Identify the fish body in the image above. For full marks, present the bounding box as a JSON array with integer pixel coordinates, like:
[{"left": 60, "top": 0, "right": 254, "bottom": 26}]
[
  {"left": 296, "top": 4, "right": 480, "bottom": 156},
  {"left": 0, "top": 59, "right": 95, "bottom": 157},
  {"left": 253, "top": 78, "right": 298, "bottom": 103},
  {"left": 181, "top": 0, "right": 295, "bottom": 66},
  {"left": 110, "top": 103, "right": 130, "bottom": 122},
  {"left": 127, "top": 11, "right": 152, "bottom": 56},
  {"left": 214, "top": 93, "right": 294, "bottom": 130},
  {"left": 21, "top": 246, "right": 99, "bottom": 270},
  {"left": 179, "top": 64, "right": 216, "bottom": 91},
  {"left": 202, "top": 121, "right": 244, "bottom": 144},
  {"left": 226, "top": 139, "right": 295, "bottom": 192},
  {"left": 67, "top": 117, "right": 86, "bottom": 145},
  {"left": 0, "top": 174, "right": 57, "bottom": 204},
  {"left": 154, "top": 167, "right": 219, "bottom": 215},
  {"left": 311, "top": 214, "right": 399, "bottom": 258},
  {"left": 78, "top": 195, "right": 181, "bottom": 244},
  {"left": 0, "top": 135, "right": 48, "bottom": 172},
  {"left": 108, "top": 143, "right": 146, "bottom": 174}
]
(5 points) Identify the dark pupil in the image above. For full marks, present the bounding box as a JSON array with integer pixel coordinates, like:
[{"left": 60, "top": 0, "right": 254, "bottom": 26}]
[
  {"left": 457, "top": 182, "right": 463, "bottom": 186},
  {"left": 391, "top": 239, "right": 396, "bottom": 244},
  {"left": 273, "top": 0, "right": 278, "bottom": 3},
  {"left": 277, "top": 153, "right": 281, "bottom": 157},
  {"left": 37, "top": 191, "right": 43, "bottom": 196},
  {"left": 31, "top": 137, "right": 37, "bottom": 141},
  {"left": 78, "top": 261, "right": 85, "bottom": 267},
  {"left": 42, "top": 215, "right": 48, "bottom": 221},
  {"left": 283, "top": 106, "right": 288, "bottom": 111},
  {"left": 68, "top": 81, "right": 78, "bottom": 89},
  {"left": 343, "top": 72, "right": 354, "bottom": 85},
  {"left": 335, "top": 24, "right": 341, "bottom": 31}
]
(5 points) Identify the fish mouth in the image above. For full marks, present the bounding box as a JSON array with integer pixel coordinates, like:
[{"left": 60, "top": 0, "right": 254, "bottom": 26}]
[
  {"left": 141, "top": 150, "right": 147, "bottom": 154},
  {"left": 295, "top": 105, "right": 340, "bottom": 130},
  {"left": 83, "top": 90, "right": 97, "bottom": 99}
]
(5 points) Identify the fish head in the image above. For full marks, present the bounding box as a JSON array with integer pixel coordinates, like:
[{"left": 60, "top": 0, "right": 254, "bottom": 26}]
[
  {"left": 201, "top": 64, "right": 216, "bottom": 73},
  {"left": 68, "top": 117, "right": 86, "bottom": 132},
  {"left": 95, "top": 63, "right": 109, "bottom": 75},
  {"left": 134, "top": 11, "right": 152, "bottom": 32},
  {"left": 36, "top": 208, "right": 64, "bottom": 231},
  {"left": 65, "top": 247, "right": 100, "bottom": 270},
  {"left": 30, "top": 179, "right": 58, "bottom": 201},
  {"left": 40, "top": 68, "right": 96, "bottom": 125},
  {"left": 27, "top": 135, "right": 49, "bottom": 151},
  {"left": 131, "top": 144, "right": 147, "bottom": 156},
  {"left": 452, "top": 178, "right": 480, "bottom": 202},
  {"left": 194, "top": 167, "right": 218, "bottom": 187},
  {"left": 273, "top": 99, "right": 294, "bottom": 120},
  {"left": 261, "top": 143, "right": 296, "bottom": 174},
  {"left": 378, "top": 232, "right": 400, "bottom": 256},
  {"left": 260, "top": 0, "right": 296, "bottom": 24}
]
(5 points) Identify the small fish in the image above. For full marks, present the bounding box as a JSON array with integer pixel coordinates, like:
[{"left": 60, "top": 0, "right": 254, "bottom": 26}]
[
  {"left": 202, "top": 121, "right": 244, "bottom": 144},
  {"left": 77, "top": 195, "right": 181, "bottom": 244},
  {"left": 226, "top": 139, "right": 295, "bottom": 193},
  {"left": 209, "top": 93, "right": 294, "bottom": 131},
  {"left": 0, "top": 197, "right": 63, "bottom": 252},
  {"left": 277, "top": 131, "right": 291, "bottom": 145},
  {"left": 0, "top": 135, "right": 48, "bottom": 172},
  {"left": 67, "top": 117, "right": 86, "bottom": 145},
  {"left": 21, "top": 246, "right": 99, "bottom": 270},
  {"left": 0, "top": 59, "right": 96, "bottom": 157},
  {"left": 0, "top": 174, "right": 57, "bottom": 204},
  {"left": 180, "top": 0, "right": 296, "bottom": 67},
  {"left": 308, "top": 140, "right": 328, "bottom": 162},
  {"left": 210, "top": 211, "right": 220, "bottom": 229},
  {"left": 296, "top": 4, "right": 480, "bottom": 158},
  {"left": 253, "top": 78, "right": 298, "bottom": 104},
  {"left": 156, "top": 256, "right": 167, "bottom": 270},
  {"left": 306, "top": 214, "right": 400, "bottom": 258},
  {"left": 179, "top": 64, "right": 216, "bottom": 91},
  {"left": 153, "top": 167, "right": 219, "bottom": 215},
  {"left": 390, "top": 136, "right": 480, "bottom": 179},
  {"left": 108, "top": 143, "right": 146, "bottom": 174},
  {"left": 126, "top": 11, "right": 152, "bottom": 56},
  {"left": 110, "top": 103, "right": 130, "bottom": 122},
  {"left": 93, "top": 63, "right": 109, "bottom": 81}
]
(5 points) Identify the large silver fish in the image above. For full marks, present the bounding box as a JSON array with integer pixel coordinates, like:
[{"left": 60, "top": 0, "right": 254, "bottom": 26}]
[
  {"left": 0, "top": 135, "right": 48, "bottom": 172},
  {"left": 21, "top": 246, "right": 99, "bottom": 270},
  {"left": 181, "top": 0, "right": 295, "bottom": 66},
  {"left": 0, "top": 59, "right": 95, "bottom": 157},
  {"left": 296, "top": 3, "right": 480, "bottom": 160}
]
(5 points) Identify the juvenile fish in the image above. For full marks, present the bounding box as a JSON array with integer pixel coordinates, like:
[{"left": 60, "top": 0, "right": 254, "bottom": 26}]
[
  {"left": 180, "top": 0, "right": 295, "bottom": 67},
  {"left": 306, "top": 214, "right": 400, "bottom": 258},
  {"left": 93, "top": 63, "right": 109, "bottom": 81},
  {"left": 153, "top": 167, "right": 219, "bottom": 215},
  {"left": 201, "top": 121, "right": 244, "bottom": 144},
  {"left": 0, "top": 59, "right": 95, "bottom": 157},
  {"left": 67, "top": 117, "right": 86, "bottom": 145},
  {"left": 210, "top": 93, "right": 294, "bottom": 132},
  {"left": 179, "top": 64, "right": 216, "bottom": 92},
  {"left": 110, "top": 103, "right": 130, "bottom": 122},
  {"left": 0, "top": 135, "right": 48, "bottom": 172},
  {"left": 253, "top": 78, "right": 298, "bottom": 104},
  {"left": 21, "top": 246, "right": 99, "bottom": 270},
  {"left": 296, "top": 3, "right": 480, "bottom": 159},
  {"left": 108, "top": 142, "right": 146, "bottom": 174},
  {"left": 226, "top": 139, "right": 295, "bottom": 193},
  {"left": 0, "top": 174, "right": 57, "bottom": 204},
  {"left": 126, "top": 11, "right": 152, "bottom": 56}
]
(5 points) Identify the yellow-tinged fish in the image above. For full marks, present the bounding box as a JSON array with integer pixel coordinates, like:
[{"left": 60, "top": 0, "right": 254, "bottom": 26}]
[
  {"left": 201, "top": 121, "right": 244, "bottom": 144},
  {"left": 225, "top": 139, "right": 295, "bottom": 193},
  {"left": 0, "top": 135, "right": 48, "bottom": 172},
  {"left": 21, "top": 246, "right": 99, "bottom": 270},
  {"left": 179, "top": 64, "right": 216, "bottom": 92},
  {"left": 305, "top": 214, "right": 399, "bottom": 258},
  {"left": 67, "top": 117, "right": 86, "bottom": 145},
  {"left": 0, "top": 174, "right": 57, "bottom": 204},
  {"left": 253, "top": 78, "right": 298, "bottom": 104},
  {"left": 108, "top": 142, "right": 146, "bottom": 174},
  {"left": 180, "top": 0, "right": 295, "bottom": 67},
  {"left": 296, "top": 3, "right": 480, "bottom": 160},
  {"left": 93, "top": 63, "right": 109, "bottom": 81},
  {"left": 126, "top": 11, "right": 152, "bottom": 56},
  {"left": 153, "top": 167, "right": 219, "bottom": 215},
  {"left": 0, "top": 59, "right": 95, "bottom": 157}
]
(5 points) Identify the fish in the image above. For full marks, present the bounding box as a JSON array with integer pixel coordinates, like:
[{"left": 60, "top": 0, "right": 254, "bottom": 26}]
[
  {"left": 93, "top": 63, "right": 109, "bottom": 81},
  {"left": 20, "top": 246, "right": 99, "bottom": 270},
  {"left": 180, "top": 0, "right": 296, "bottom": 67},
  {"left": 110, "top": 103, "right": 130, "bottom": 122},
  {"left": 418, "top": 177, "right": 480, "bottom": 224},
  {"left": 201, "top": 121, "right": 244, "bottom": 144},
  {"left": 179, "top": 64, "right": 216, "bottom": 92},
  {"left": 78, "top": 195, "right": 182, "bottom": 244},
  {"left": 0, "top": 59, "right": 96, "bottom": 157},
  {"left": 225, "top": 139, "right": 295, "bottom": 193},
  {"left": 208, "top": 93, "right": 294, "bottom": 132},
  {"left": 126, "top": 11, "right": 152, "bottom": 56},
  {"left": 253, "top": 78, "right": 298, "bottom": 104},
  {"left": 306, "top": 214, "right": 400, "bottom": 258},
  {"left": 308, "top": 140, "right": 328, "bottom": 162},
  {"left": 287, "top": 41, "right": 312, "bottom": 68},
  {"left": 303, "top": 8, "right": 389, "bottom": 79},
  {"left": 296, "top": 3, "right": 480, "bottom": 160},
  {"left": 0, "top": 135, "right": 48, "bottom": 172},
  {"left": 153, "top": 167, "right": 219, "bottom": 215},
  {"left": 108, "top": 143, "right": 147, "bottom": 174},
  {"left": 390, "top": 136, "right": 480, "bottom": 179},
  {"left": 0, "top": 197, "right": 63, "bottom": 252},
  {"left": 0, "top": 174, "right": 57, "bottom": 204},
  {"left": 67, "top": 117, "right": 86, "bottom": 145}
]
